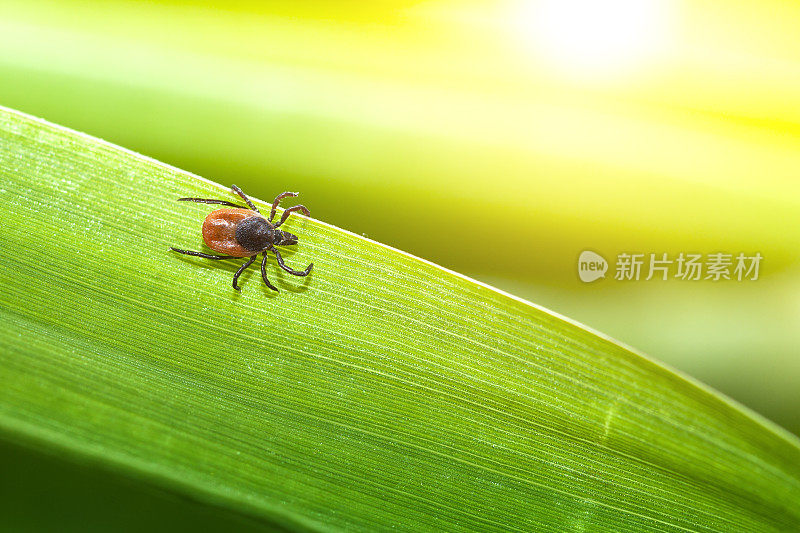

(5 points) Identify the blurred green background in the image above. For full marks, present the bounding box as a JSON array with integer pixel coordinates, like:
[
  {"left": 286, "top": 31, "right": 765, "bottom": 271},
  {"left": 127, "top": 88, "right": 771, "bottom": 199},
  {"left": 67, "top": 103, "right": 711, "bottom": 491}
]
[{"left": 0, "top": 0, "right": 797, "bottom": 447}]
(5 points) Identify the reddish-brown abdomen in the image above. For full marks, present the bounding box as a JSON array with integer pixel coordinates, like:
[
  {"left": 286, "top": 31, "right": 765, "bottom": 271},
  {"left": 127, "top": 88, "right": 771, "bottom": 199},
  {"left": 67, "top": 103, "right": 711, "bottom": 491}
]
[{"left": 202, "top": 208, "right": 263, "bottom": 257}]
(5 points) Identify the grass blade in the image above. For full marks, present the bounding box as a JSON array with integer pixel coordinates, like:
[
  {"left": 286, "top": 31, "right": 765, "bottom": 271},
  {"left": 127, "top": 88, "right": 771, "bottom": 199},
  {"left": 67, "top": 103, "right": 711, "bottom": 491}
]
[{"left": 0, "top": 105, "right": 798, "bottom": 531}]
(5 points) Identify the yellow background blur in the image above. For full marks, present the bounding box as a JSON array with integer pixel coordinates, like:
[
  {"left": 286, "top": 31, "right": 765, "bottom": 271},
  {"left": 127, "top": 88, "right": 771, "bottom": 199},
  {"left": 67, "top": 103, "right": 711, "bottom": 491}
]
[{"left": 1, "top": 0, "right": 798, "bottom": 435}]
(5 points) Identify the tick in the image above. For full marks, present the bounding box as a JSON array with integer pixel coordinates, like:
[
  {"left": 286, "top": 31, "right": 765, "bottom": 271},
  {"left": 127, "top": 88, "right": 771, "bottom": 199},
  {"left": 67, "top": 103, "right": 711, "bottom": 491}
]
[{"left": 170, "top": 185, "right": 313, "bottom": 292}]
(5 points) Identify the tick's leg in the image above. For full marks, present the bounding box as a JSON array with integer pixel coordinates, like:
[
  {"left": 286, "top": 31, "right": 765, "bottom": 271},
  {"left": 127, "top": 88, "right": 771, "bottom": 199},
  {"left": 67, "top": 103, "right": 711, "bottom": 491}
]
[
  {"left": 269, "top": 192, "right": 298, "bottom": 222},
  {"left": 271, "top": 247, "right": 313, "bottom": 276},
  {"left": 170, "top": 247, "right": 232, "bottom": 260},
  {"left": 178, "top": 198, "right": 245, "bottom": 208},
  {"left": 274, "top": 205, "right": 310, "bottom": 228},
  {"left": 232, "top": 255, "right": 257, "bottom": 291},
  {"left": 231, "top": 184, "right": 260, "bottom": 213},
  {"left": 260, "top": 252, "right": 279, "bottom": 292}
]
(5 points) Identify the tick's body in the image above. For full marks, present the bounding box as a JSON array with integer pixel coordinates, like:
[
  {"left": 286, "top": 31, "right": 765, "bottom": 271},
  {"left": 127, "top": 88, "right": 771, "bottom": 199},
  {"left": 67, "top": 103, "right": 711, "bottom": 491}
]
[
  {"left": 171, "top": 185, "right": 312, "bottom": 292},
  {"left": 202, "top": 208, "right": 296, "bottom": 257}
]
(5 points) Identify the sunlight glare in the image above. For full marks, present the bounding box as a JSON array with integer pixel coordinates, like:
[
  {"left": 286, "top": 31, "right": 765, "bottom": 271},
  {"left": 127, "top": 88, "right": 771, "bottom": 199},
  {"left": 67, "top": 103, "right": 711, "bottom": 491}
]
[{"left": 518, "top": 0, "right": 672, "bottom": 80}]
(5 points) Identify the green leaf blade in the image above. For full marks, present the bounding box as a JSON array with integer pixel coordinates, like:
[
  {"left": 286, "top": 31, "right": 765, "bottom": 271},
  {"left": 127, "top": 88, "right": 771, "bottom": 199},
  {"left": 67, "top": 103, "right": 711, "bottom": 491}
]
[{"left": 0, "top": 106, "right": 798, "bottom": 531}]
